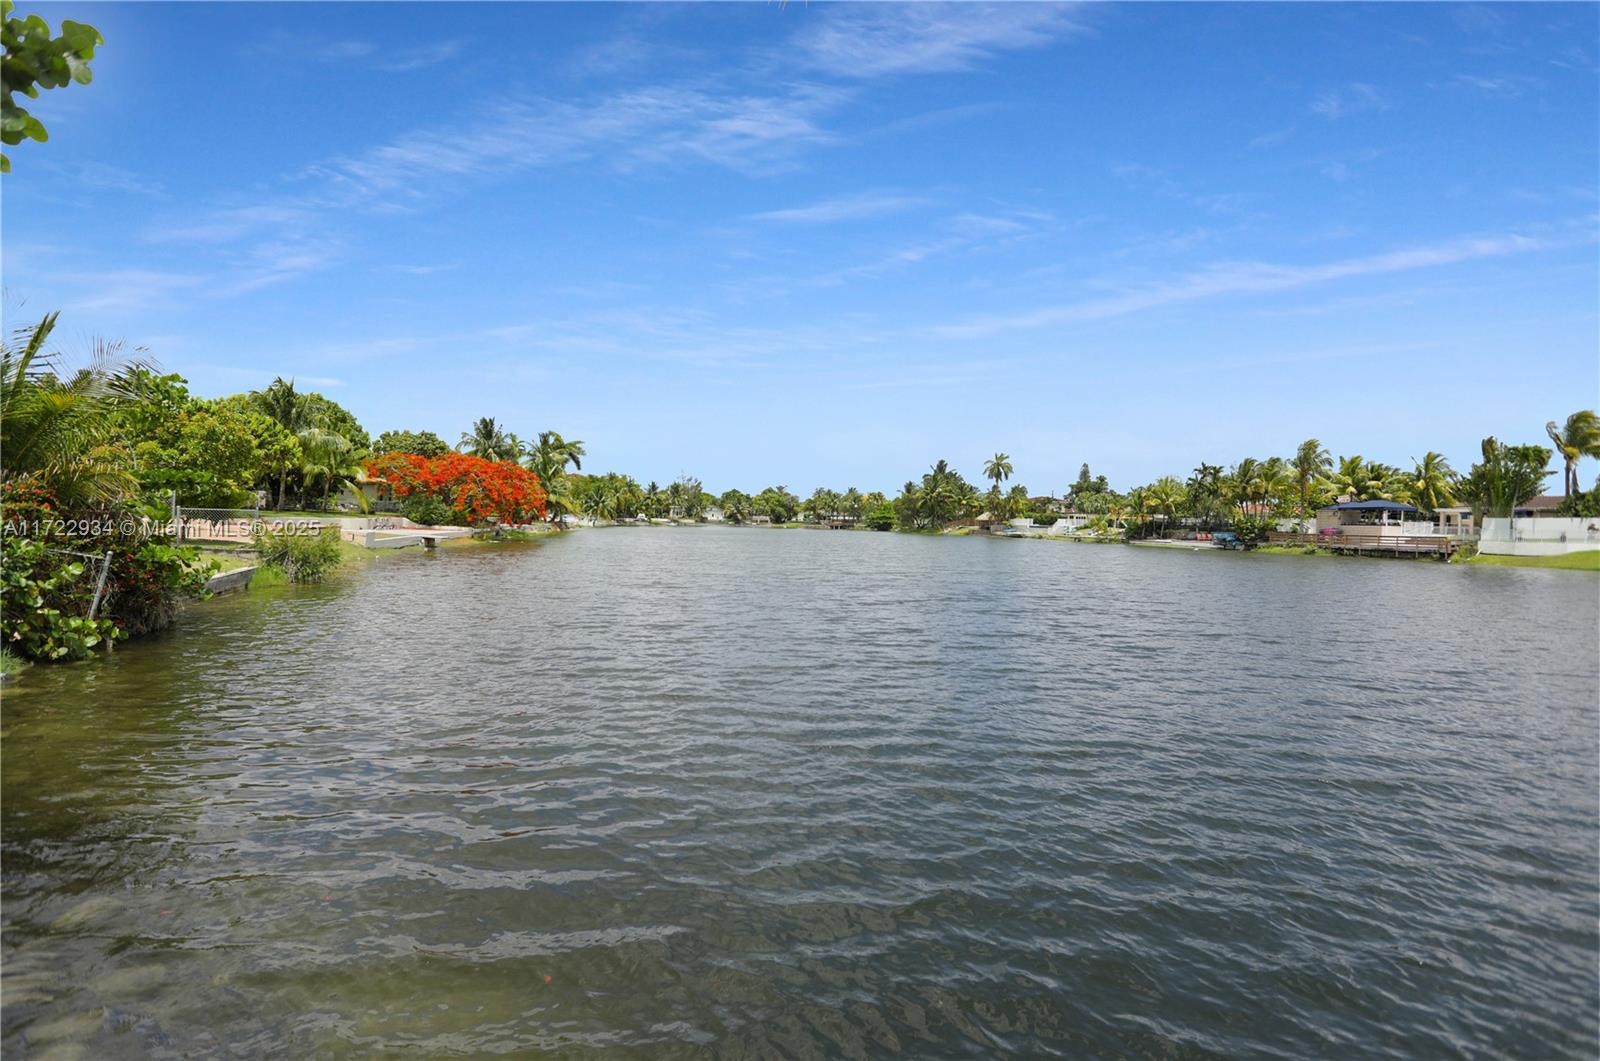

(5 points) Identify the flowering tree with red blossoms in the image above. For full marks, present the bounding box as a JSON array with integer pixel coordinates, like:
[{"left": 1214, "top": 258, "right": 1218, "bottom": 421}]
[{"left": 367, "top": 452, "right": 546, "bottom": 526}]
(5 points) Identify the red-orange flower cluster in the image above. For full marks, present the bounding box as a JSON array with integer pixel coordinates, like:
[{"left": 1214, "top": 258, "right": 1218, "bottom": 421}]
[{"left": 367, "top": 452, "right": 546, "bottom": 526}]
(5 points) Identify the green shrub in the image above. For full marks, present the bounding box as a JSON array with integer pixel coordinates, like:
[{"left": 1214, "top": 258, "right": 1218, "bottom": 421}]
[
  {"left": 1232, "top": 514, "right": 1276, "bottom": 542},
  {"left": 1557, "top": 483, "right": 1600, "bottom": 517},
  {"left": 0, "top": 479, "right": 212, "bottom": 660},
  {"left": 865, "top": 502, "right": 896, "bottom": 531},
  {"left": 252, "top": 526, "right": 343, "bottom": 583},
  {"left": 402, "top": 494, "right": 453, "bottom": 527},
  {"left": 104, "top": 539, "right": 212, "bottom": 637},
  {"left": 1, "top": 536, "right": 119, "bottom": 660}
]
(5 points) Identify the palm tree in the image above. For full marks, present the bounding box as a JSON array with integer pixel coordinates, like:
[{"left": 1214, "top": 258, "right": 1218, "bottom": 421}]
[
  {"left": 526, "top": 430, "right": 584, "bottom": 476},
  {"left": 523, "top": 430, "right": 586, "bottom": 524},
  {"left": 920, "top": 460, "right": 965, "bottom": 527},
  {"left": 459, "top": 417, "right": 516, "bottom": 462},
  {"left": 1403, "top": 452, "right": 1456, "bottom": 515},
  {"left": 1226, "top": 458, "right": 1261, "bottom": 514},
  {"left": 1186, "top": 463, "right": 1224, "bottom": 528},
  {"left": 1, "top": 311, "right": 144, "bottom": 510},
  {"left": 298, "top": 427, "right": 369, "bottom": 513},
  {"left": 252, "top": 377, "right": 314, "bottom": 509},
  {"left": 541, "top": 477, "right": 577, "bottom": 528},
  {"left": 984, "top": 452, "right": 1013, "bottom": 489},
  {"left": 1147, "top": 476, "right": 1187, "bottom": 533},
  {"left": 1326, "top": 454, "right": 1370, "bottom": 502},
  {"left": 1292, "top": 439, "right": 1331, "bottom": 515},
  {"left": 1546, "top": 410, "right": 1600, "bottom": 498}
]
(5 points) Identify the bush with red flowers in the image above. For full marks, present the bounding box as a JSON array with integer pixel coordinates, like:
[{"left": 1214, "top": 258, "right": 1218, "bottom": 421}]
[{"left": 366, "top": 452, "right": 546, "bottom": 527}]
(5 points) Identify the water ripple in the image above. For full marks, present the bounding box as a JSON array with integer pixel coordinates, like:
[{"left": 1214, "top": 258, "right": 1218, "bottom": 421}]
[{"left": 3, "top": 529, "right": 1596, "bottom": 1057}]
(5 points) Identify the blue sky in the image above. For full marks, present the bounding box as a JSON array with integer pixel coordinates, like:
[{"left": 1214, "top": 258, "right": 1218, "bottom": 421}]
[{"left": 5, "top": 2, "right": 1597, "bottom": 493}]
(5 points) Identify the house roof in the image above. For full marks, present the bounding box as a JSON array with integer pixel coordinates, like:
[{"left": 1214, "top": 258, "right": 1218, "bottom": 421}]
[
  {"left": 1521, "top": 495, "right": 1564, "bottom": 510},
  {"left": 1323, "top": 499, "right": 1420, "bottom": 513}
]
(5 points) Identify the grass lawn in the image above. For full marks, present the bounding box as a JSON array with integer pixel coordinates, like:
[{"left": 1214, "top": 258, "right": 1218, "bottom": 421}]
[
  {"left": 1462, "top": 550, "right": 1600, "bottom": 571},
  {"left": 196, "top": 550, "right": 257, "bottom": 574}
]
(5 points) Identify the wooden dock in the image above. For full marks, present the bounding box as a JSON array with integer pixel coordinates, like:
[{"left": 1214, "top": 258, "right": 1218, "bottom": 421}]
[{"left": 1267, "top": 531, "right": 1458, "bottom": 558}]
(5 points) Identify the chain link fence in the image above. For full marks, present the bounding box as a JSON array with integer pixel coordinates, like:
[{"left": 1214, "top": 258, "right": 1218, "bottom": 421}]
[{"left": 173, "top": 505, "right": 327, "bottom": 543}]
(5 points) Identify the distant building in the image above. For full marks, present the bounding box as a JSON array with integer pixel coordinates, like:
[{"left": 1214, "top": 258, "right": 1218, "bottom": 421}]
[
  {"left": 339, "top": 470, "right": 399, "bottom": 512},
  {"left": 1514, "top": 495, "right": 1565, "bottom": 516},
  {"left": 1435, "top": 495, "right": 1563, "bottom": 538}
]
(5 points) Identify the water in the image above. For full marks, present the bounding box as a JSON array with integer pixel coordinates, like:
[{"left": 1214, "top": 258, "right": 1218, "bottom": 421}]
[{"left": 3, "top": 528, "right": 1596, "bottom": 1057}]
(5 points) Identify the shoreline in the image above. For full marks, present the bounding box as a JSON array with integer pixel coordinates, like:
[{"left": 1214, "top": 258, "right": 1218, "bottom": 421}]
[{"left": 556, "top": 519, "right": 1600, "bottom": 570}]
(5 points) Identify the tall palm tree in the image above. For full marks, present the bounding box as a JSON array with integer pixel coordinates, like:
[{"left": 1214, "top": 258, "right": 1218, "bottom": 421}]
[
  {"left": 1226, "top": 458, "right": 1261, "bottom": 513},
  {"left": 1292, "top": 438, "right": 1332, "bottom": 515},
  {"left": 1, "top": 312, "right": 144, "bottom": 510},
  {"left": 1326, "top": 454, "right": 1367, "bottom": 502},
  {"left": 523, "top": 430, "right": 586, "bottom": 524},
  {"left": 984, "top": 452, "right": 1013, "bottom": 489},
  {"left": 1403, "top": 452, "right": 1456, "bottom": 515},
  {"left": 1186, "top": 463, "right": 1223, "bottom": 528},
  {"left": 920, "top": 460, "right": 961, "bottom": 526},
  {"left": 1147, "top": 476, "right": 1187, "bottom": 532},
  {"left": 459, "top": 417, "right": 516, "bottom": 461},
  {"left": 1546, "top": 410, "right": 1600, "bottom": 498},
  {"left": 526, "top": 430, "right": 584, "bottom": 476}
]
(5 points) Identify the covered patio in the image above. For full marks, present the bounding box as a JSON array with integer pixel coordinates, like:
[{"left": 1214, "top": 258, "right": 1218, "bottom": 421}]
[{"left": 1315, "top": 499, "right": 1423, "bottom": 535}]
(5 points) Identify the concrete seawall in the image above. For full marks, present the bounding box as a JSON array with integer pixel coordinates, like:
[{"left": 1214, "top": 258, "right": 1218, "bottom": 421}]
[{"left": 204, "top": 566, "right": 257, "bottom": 595}]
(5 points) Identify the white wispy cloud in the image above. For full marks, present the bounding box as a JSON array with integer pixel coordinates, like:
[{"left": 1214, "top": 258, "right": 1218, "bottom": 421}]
[
  {"left": 148, "top": 204, "right": 317, "bottom": 245},
  {"left": 214, "top": 239, "right": 343, "bottom": 296},
  {"left": 736, "top": 207, "right": 1053, "bottom": 293},
  {"left": 1449, "top": 73, "right": 1544, "bottom": 97},
  {"left": 248, "top": 32, "right": 463, "bottom": 72},
  {"left": 1316, "top": 147, "right": 1382, "bottom": 183},
  {"left": 376, "top": 41, "right": 465, "bottom": 73},
  {"left": 793, "top": 2, "right": 1083, "bottom": 78},
  {"left": 750, "top": 192, "right": 929, "bottom": 224},
  {"left": 304, "top": 85, "right": 844, "bottom": 197},
  {"left": 385, "top": 263, "right": 460, "bottom": 276},
  {"left": 1311, "top": 82, "right": 1389, "bottom": 119},
  {"left": 927, "top": 231, "right": 1565, "bottom": 339},
  {"left": 1247, "top": 126, "right": 1297, "bottom": 149},
  {"left": 70, "top": 162, "right": 165, "bottom": 197},
  {"left": 62, "top": 269, "right": 206, "bottom": 311}
]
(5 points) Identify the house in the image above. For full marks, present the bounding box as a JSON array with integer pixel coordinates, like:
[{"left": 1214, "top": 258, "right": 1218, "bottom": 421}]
[
  {"left": 1043, "top": 513, "right": 1093, "bottom": 534},
  {"left": 748, "top": 514, "right": 772, "bottom": 525},
  {"left": 703, "top": 506, "right": 725, "bottom": 522},
  {"left": 339, "top": 470, "right": 400, "bottom": 512},
  {"left": 1514, "top": 495, "right": 1565, "bottom": 517},
  {"left": 1434, "top": 505, "right": 1477, "bottom": 537},
  {"left": 1435, "top": 495, "right": 1564, "bottom": 538}
]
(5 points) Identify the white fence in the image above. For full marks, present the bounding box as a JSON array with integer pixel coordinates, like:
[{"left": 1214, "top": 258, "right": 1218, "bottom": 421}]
[{"left": 1479, "top": 517, "right": 1600, "bottom": 556}]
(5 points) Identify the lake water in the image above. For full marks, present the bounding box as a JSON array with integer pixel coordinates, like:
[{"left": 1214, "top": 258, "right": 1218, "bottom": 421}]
[{"left": 3, "top": 528, "right": 1597, "bottom": 1057}]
